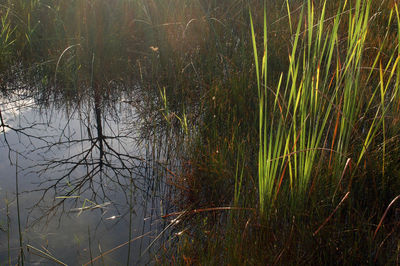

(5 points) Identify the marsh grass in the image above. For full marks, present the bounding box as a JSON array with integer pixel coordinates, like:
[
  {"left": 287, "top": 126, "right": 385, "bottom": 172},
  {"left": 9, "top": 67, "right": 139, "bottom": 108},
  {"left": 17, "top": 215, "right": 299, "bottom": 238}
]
[
  {"left": 5, "top": 193, "right": 11, "bottom": 265},
  {"left": 15, "top": 154, "right": 24, "bottom": 266},
  {"left": 170, "top": 0, "right": 400, "bottom": 264},
  {"left": 0, "top": 6, "right": 15, "bottom": 70},
  {"left": 251, "top": 0, "right": 377, "bottom": 214},
  {"left": 2, "top": 0, "right": 400, "bottom": 264}
]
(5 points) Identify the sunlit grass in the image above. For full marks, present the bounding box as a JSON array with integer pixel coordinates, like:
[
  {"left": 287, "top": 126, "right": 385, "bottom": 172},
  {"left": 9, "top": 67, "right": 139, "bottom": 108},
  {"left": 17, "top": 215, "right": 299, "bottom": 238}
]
[{"left": 250, "top": 0, "right": 399, "bottom": 217}]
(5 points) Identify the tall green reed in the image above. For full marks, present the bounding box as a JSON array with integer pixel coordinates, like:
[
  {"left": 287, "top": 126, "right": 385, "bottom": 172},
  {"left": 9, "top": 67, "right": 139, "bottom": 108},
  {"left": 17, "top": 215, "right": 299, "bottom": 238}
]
[
  {"left": 5, "top": 193, "right": 11, "bottom": 265},
  {"left": 251, "top": 0, "right": 283, "bottom": 218},
  {"left": 16, "top": 154, "right": 24, "bottom": 265},
  {"left": 252, "top": 0, "right": 399, "bottom": 218}
]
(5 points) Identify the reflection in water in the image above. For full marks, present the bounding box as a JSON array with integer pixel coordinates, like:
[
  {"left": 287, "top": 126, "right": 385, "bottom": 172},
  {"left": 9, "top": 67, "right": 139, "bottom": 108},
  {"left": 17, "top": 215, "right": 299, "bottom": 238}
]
[{"left": 0, "top": 84, "right": 179, "bottom": 265}]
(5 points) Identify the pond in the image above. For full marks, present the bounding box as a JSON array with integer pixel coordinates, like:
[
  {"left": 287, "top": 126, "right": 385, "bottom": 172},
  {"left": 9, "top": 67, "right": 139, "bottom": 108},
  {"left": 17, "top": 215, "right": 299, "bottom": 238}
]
[{"left": 0, "top": 79, "right": 181, "bottom": 265}]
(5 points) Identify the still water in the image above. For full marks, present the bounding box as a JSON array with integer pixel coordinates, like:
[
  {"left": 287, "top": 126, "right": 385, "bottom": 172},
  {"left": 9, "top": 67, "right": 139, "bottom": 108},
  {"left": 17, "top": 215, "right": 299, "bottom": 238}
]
[{"left": 0, "top": 83, "right": 179, "bottom": 265}]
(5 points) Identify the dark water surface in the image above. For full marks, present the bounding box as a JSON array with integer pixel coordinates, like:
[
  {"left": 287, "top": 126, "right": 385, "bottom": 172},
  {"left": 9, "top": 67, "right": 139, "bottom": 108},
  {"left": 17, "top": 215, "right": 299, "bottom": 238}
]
[{"left": 0, "top": 84, "right": 178, "bottom": 265}]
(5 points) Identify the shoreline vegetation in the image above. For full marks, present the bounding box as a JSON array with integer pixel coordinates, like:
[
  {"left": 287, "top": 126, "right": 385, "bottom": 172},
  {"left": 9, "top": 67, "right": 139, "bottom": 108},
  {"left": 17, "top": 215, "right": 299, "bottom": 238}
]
[{"left": 1, "top": 0, "right": 400, "bottom": 264}]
